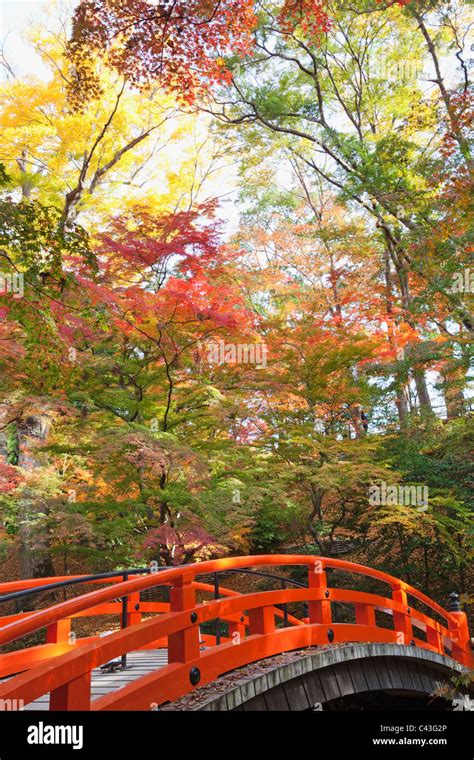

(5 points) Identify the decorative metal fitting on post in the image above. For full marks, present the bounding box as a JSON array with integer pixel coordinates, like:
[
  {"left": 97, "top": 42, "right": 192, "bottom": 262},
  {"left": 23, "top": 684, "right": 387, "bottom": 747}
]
[
  {"left": 327, "top": 629, "right": 334, "bottom": 643},
  {"left": 189, "top": 667, "right": 201, "bottom": 686},
  {"left": 190, "top": 612, "right": 198, "bottom": 623},
  {"left": 448, "top": 592, "right": 461, "bottom": 612}
]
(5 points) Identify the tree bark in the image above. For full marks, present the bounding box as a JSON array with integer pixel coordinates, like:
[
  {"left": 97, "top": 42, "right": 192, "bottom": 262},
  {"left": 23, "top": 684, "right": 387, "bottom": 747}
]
[{"left": 413, "top": 369, "right": 432, "bottom": 412}]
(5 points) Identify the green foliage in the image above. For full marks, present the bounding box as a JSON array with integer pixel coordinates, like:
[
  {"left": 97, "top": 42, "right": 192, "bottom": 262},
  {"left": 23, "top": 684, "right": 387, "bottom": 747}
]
[
  {"left": 6, "top": 423, "right": 19, "bottom": 466},
  {"left": 0, "top": 198, "right": 93, "bottom": 276}
]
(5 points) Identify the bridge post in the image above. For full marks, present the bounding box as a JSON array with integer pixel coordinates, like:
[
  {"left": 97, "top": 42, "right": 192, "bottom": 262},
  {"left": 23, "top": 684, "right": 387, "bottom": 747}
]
[
  {"left": 168, "top": 571, "right": 200, "bottom": 663},
  {"left": 46, "top": 618, "right": 71, "bottom": 645},
  {"left": 248, "top": 606, "right": 275, "bottom": 636},
  {"left": 448, "top": 593, "right": 472, "bottom": 667},
  {"left": 307, "top": 561, "right": 331, "bottom": 625},
  {"left": 391, "top": 583, "right": 413, "bottom": 645},
  {"left": 126, "top": 592, "right": 142, "bottom": 627},
  {"left": 355, "top": 603, "right": 375, "bottom": 627},
  {"left": 50, "top": 671, "right": 91, "bottom": 711},
  {"left": 426, "top": 622, "right": 444, "bottom": 654},
  {"left": 228, "top": 617, "right": 246, "bottom": 642}
]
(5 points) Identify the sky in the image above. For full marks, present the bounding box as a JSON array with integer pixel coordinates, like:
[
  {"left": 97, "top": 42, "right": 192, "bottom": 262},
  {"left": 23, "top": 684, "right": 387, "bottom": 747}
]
[{"left": 0, "top": 0, "right": 53, "bottom": 78}]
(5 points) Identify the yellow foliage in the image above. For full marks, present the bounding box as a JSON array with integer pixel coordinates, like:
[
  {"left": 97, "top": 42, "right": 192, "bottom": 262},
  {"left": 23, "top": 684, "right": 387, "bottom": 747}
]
[{"left": 0, "top": 17, "right": 224, "bottom": 231}]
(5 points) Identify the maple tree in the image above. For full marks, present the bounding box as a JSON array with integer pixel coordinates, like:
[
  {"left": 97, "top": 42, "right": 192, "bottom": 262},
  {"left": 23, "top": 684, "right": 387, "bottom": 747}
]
[{"left": 67, "top": 0, "right": 258, "bottom": 106}]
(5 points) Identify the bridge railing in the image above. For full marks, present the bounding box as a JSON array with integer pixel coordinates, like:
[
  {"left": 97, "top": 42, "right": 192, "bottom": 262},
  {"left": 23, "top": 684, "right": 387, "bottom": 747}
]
[
  {"left": 0, "top": 555, "right": 471, "bottom": 710},
  {"left": 0, "top": 567, "right": 302, "bottom": 677}
]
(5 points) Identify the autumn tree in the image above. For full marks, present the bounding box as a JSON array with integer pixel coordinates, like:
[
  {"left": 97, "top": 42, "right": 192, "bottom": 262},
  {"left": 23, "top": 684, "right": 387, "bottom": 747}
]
[{"left": 211, "top": 0, "right": 472, "bottom": 419}]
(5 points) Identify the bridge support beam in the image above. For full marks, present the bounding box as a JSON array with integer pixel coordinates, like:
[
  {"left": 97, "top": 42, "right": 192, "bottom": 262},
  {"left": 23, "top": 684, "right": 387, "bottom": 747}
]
[
  {"left": 46, "top": 618, "right": 71, "bottom": 645},
  {"left": 50, "top": 671, "right": 91, "bottom": 711},
  {"left": 355, "top": 604, "right": 375, "bottom": 627},
  {"left": 307, "top": 563, "right": 331, "bottom": 625},
  {"left": 248, "top": 606, "right": 275, "bottom": 636},
  {"left": 168, "top": 572, "right": 200, "bottom": 664},
  {"left": 126, "top": 592, "right": 141, "bottom": 627},
  {"left": 392, "top": 585, "right": 414, "bottom": 645},
  {"left": 186, "top": 644, "right": 470, "bottom": 712},
  {"left": 449, "top": 611, "right": 472, "bottom": 667}
]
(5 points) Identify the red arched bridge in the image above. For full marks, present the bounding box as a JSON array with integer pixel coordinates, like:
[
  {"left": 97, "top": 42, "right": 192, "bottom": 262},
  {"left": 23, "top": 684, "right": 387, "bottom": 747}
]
[{"left": 0, "top": 556, "right": 472, "bottom": 711}]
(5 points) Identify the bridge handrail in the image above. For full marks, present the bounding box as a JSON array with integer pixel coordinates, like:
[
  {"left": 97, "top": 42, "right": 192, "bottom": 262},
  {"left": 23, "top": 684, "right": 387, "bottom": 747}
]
[
  {"left": 0, "top": 566, "right": 307, "bottom": 605},
  {"left": 0, "top": 573, "right": 471, "bottom": 710},
  {"left": 0, "top": 567, "right": 303, "bottom": 678},
  {"left": 0, "top": 568, "right": 156, "bottom": 602},
  {"left": 0, "top": 555, "right": 459, "bottom": 649},
  {"left": 0, "top": 565, "right": 304, "bottom": 638}
]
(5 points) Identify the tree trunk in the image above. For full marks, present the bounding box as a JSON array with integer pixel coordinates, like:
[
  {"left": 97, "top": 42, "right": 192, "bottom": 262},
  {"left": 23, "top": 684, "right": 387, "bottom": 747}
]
[
  {"left": 383, "top": 246, "right": 410, "bottom": 425},
  {"left": 395, "top": 388, "right": 409, "bottom": 424},
  {"left": 442, "top": 372, "right": 465, "bottom": 419},
  {"left": 413, "top": 368, "right": 432, "bottom": 412},
  {"left": 307, "top": 484, "right": 325, "bottom": 553},
  {"left": 439, "top": 333, "right": 468, "bottom": 419},
  {"left": 16, "top": 414, "right": 55, "bottom": 586}
]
